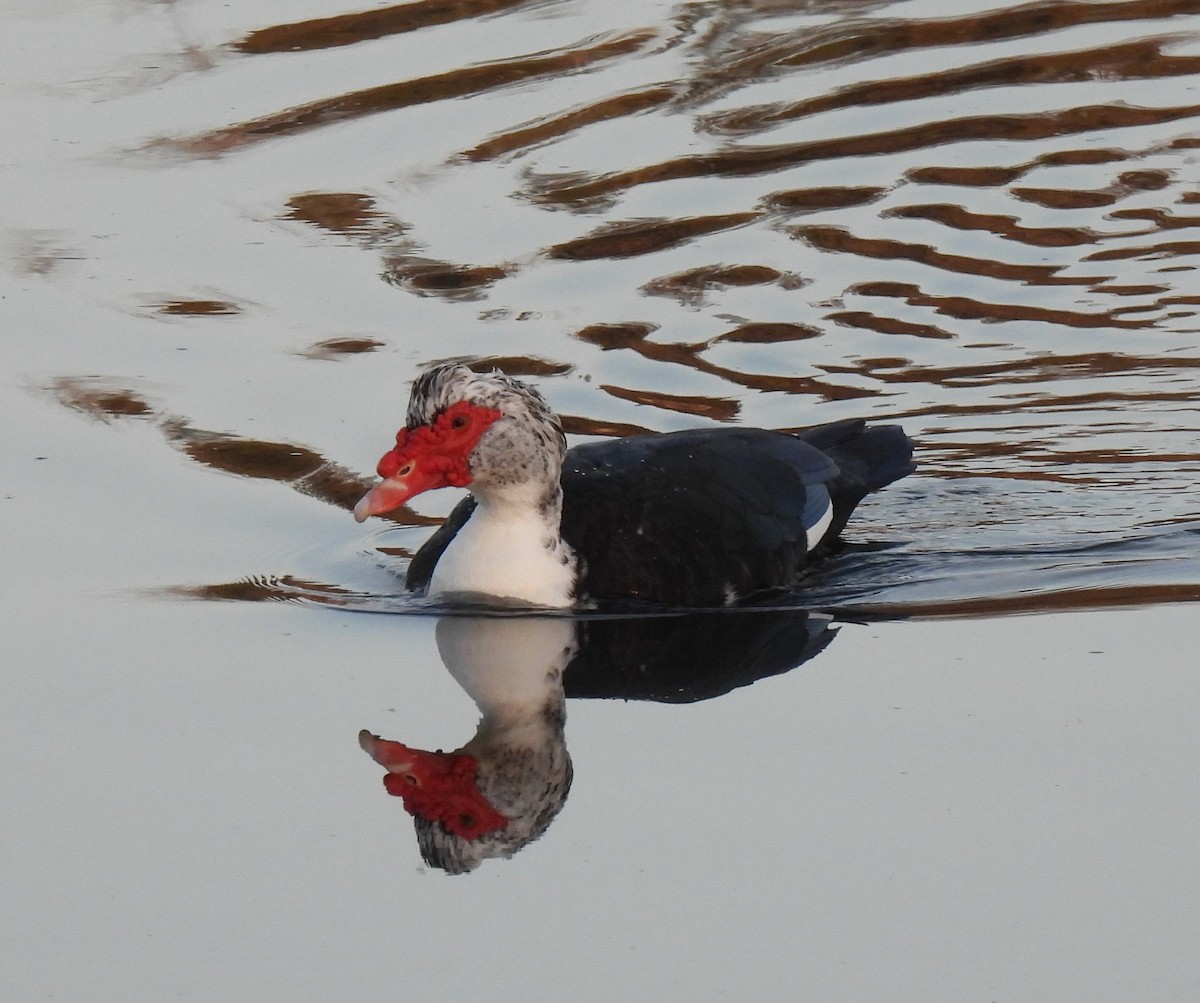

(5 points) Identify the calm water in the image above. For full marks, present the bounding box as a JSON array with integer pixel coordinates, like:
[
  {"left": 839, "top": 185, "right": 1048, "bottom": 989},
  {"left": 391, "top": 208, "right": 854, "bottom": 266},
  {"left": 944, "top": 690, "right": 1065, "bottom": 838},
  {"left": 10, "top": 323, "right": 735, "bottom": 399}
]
[{"left": 3, "top": 0, "right": 1199, "bottom": 999}]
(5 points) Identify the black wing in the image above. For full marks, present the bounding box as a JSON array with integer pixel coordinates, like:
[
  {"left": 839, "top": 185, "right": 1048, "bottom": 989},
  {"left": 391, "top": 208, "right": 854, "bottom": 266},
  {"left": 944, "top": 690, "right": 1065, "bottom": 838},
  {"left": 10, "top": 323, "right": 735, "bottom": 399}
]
[{"left": 560, "top": 427, "right": 841, "bottom": 606}]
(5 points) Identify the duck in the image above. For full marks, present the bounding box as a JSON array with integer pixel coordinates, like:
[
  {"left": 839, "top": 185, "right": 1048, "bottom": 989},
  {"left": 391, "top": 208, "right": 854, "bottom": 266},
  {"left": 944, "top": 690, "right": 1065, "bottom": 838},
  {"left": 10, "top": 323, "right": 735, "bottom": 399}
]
[{"left": 354, "top": 363, "right": 914, "bottom": 608}]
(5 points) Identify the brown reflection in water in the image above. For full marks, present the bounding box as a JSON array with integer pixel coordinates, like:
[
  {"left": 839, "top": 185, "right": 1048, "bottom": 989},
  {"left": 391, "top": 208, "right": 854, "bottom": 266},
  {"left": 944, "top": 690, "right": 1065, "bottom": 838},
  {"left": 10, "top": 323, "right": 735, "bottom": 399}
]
[
  {"left": 178, "top": 576, "right": 356, "bottom": 606},
  {"left": 176, "top": 436, "right": 327, "bottom": 481},
  {"left": 166, "top": 428, "right": 405, "bottom": 518},
  {"left": 236, "top": 0, "right": 536, "bottom": 54},
  {"left": 285, "top": 194, "right": 506, "bottom": 302},
  {"left": 761, "top": 186, "right": 889, "bottom": 214},
  {"left": 1112, "top": 170, "right": 1173, "bottom": 191},
  {"left": 382, "top": 255, "right": 510, "bottom": 300},
  {"left": 919, "top": 467, "right": 1105, "bottom": 486},
  {"left": 853, "top": 281, "right": 1154, "bottom": 331},
  {"left": 1113, "top": 294, "right": 1200, "bottom": 319},
  {"left": 891, "top": 387, "right": 1200, "bottom": 423},
  {"left": 285, "top": 193, "right": 403, "bottom": 244},
  {"left": 464, "top": 85, "right": 679, "bottom": 162},
  {"left": 1110, "top": 207, "right": 1200, "bottom": 231},
  {"left": 180, "top": 30, "right": 655, "bottom": 155},
  {"left": 703, "top": 38, "right": 1200, "bottom": 137},
  {"left": 1087, "top": 240, "right": 1200, "bottom": 264},
  {"left": 461, "top": 356, "right": 573, "bottom": 378},
  {"left": 708, "top": 0, "right": 1200, "bottom": 80},
  {"left": 532, "top": 102, "right": 1200, "bottom": 207},
  {"left": 599, "top": 384, "right": 740, "bottom": 422},
  {"left": 821, "top": 351, "right": 1199, "bottom": 388},
  {"left": 376, "top": 546, "right": 417, "bottom": 559},
  {"left": 641, "top": 264, "right": 803, "bottom": 304},
  {"left": 827, "top": 311, "right": 954, "bottom": 341},
  {"left": 234, "top": 0, "right": 535, "bottom": 53},
  {"left": 51, "top": 378, "right": 155, "bottom": 422},
  {"left": 1014, "top": 188, "right": 1123, "bottom": 210},
  {"left": 47, "top": 377, "right": 432, "bottom": 525},
  {"left": 913, "top": 432, "right": 1200, "bottom": 485},
  {"left": 548, "top": 213, "right": 760, "bottom": 260},
  {"left": 887, "top": 204, "right": 1098, "bottom": 249},
  {"left": 558, "top": 413, "right": 654, "bottom": 438},
  {"left": 156, "top": 299, "right": 241, "bottom": 316},
  {"left": 854, "top": 583, "right": 1200, "bottom": 621},
  {"left": 300, "top": 337, "right": 387, "bottom": 360},
  {"left": 574, "top": 323, "right": 877, "bottom": 403},
  {"left": 714, "top": 322, "right": 822, "bottom": 345},
  {"left": 1013, "top": 169, "right": 1174, "bottom": 211},
  {"left": 907, "top": 165, "right": 1031, "bottom": 188},
  {"left": 793, "top": 225, "right": 1106, "bottom": 289},
  {"left": 1088, "top": 284, "right": 1172, "bottom": 297},
  {"left": 904, "top": 147, "right": 1151, "bottom": 191}
]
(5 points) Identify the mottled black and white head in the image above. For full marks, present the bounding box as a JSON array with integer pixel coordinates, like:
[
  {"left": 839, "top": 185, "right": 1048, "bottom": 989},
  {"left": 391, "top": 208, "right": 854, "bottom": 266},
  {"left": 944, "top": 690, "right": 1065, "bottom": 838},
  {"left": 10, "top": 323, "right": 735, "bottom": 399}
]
[
  {"left": 358, "top": 615, "right": 576, "bottom": 874},
  {"left": 354, "top": 363, "right": 567, "bottom": 520},
  {"left": 359, "top": 727, "right": 573, "bottom": 875},
  {"left": 412, "top": 725, "right": 573, "bottom": 875}
]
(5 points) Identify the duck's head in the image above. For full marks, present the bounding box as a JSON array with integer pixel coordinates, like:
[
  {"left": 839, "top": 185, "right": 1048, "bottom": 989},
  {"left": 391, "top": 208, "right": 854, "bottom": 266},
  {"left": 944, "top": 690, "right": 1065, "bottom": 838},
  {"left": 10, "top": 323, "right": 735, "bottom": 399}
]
[
  {"left": 354, "top": 364, "right": 566, "bottom": 521},
  {"left": 358, "top": 731, "right": 510, "bottom": 842},
  {"left": 360, "top": 616, "right": 575, "bottom": 874}
]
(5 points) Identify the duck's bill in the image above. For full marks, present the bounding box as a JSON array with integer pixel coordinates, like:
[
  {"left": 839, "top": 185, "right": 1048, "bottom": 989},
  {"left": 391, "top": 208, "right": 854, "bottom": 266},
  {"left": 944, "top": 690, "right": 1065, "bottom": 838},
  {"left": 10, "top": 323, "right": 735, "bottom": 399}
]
[
  {"left": 353, "top": 469, "right": 443, "bottom": 521},
  {"left": 354, "top": 477, "right": 412, "bottom": 521},
  {"left": 350, "top": 477, "right": 417, "bottom": 525},
  {"left": 358, "top": 730, "right": 415, "bottom": 770}
]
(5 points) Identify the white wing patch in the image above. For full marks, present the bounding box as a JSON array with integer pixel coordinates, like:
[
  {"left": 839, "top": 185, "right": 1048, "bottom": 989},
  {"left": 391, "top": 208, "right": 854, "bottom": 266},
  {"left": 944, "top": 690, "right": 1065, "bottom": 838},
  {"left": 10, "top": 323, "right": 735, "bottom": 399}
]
[{"left": 805, "top": 495, "right": 834, "bottom": 551}]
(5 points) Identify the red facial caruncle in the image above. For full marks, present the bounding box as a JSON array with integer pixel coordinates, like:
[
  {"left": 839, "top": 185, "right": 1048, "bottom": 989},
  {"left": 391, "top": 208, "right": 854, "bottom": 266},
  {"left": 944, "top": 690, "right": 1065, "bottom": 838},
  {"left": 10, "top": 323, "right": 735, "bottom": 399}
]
[
  {"left": 359, "top": 731, "right": 508, "bottom": 841},
  {"left": 354, "top": 400, "right": 502, "bottom": 522}
]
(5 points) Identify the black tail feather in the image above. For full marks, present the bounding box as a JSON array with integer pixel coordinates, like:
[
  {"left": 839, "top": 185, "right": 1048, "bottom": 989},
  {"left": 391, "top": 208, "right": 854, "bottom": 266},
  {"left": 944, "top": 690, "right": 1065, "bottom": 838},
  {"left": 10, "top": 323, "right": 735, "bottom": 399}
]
[{"left": 796, "top": 419, "right": 916, "bottom": 543}]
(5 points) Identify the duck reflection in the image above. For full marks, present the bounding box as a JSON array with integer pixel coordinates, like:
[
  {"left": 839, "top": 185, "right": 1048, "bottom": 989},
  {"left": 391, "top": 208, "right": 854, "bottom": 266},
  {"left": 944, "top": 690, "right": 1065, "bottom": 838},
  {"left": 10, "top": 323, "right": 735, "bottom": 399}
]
[
  {"left": 361, "top": 615, "right": 575, "bottom": 875},
  {"left": 360, "top": 607, "right": 836, "bottom": 873}
]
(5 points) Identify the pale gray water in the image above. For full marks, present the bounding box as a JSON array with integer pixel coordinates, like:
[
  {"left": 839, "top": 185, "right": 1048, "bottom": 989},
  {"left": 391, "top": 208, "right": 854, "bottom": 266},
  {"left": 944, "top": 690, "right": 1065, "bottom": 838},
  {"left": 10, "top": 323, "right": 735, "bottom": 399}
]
[{"left": 3, "top": 0, "right": 1199, "bottom": 999}]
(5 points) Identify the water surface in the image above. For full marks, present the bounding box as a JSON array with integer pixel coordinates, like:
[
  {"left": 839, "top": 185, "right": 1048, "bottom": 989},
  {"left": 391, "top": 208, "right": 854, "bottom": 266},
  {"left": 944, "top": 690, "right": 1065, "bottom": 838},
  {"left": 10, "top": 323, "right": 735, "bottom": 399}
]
[{"left": 3, "top": 0, "right": 1199, "bottom": 999}]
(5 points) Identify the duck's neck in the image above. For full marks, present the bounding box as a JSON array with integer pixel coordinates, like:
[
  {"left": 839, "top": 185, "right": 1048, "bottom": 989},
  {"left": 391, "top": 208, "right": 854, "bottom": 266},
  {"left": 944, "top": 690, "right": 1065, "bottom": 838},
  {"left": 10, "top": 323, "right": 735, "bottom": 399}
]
[
  {"left": 427, "top": 480, "right": 577, "bottom": 607},
  {"left": 439, "top": 615, "right": 574, "bottom": 753}
]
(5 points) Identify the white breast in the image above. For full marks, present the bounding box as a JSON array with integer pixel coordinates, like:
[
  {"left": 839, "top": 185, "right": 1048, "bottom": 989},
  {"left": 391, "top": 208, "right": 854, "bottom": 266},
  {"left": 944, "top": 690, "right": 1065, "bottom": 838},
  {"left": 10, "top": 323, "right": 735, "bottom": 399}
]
[{"left": 427, "top": 498, "right": 576, "bottom": 608}]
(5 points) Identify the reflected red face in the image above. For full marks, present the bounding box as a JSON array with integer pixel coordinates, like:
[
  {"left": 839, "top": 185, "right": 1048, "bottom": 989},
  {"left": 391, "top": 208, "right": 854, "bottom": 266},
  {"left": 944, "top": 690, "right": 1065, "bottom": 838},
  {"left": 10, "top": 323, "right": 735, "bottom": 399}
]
[
  {"left": 360, "top": 732, "right": 508, "bottom": 841},
  {"left": 354, "top": 401, "right": 502, "bottom": 520}
]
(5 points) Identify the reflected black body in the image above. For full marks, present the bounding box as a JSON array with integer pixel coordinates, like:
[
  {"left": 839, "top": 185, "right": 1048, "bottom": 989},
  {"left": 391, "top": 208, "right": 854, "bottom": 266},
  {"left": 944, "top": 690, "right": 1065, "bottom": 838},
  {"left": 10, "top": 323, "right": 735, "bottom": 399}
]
[{"left": 565, "top": 609, "right": 837, "bottom": 703}]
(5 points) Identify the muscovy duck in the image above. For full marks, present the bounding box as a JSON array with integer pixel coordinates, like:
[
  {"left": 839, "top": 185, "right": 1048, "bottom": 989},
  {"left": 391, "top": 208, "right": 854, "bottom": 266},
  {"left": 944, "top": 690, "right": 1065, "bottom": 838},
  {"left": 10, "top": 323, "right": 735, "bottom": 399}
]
[{"left": 354, "top": 364, "right": 914, "bottom": 607}]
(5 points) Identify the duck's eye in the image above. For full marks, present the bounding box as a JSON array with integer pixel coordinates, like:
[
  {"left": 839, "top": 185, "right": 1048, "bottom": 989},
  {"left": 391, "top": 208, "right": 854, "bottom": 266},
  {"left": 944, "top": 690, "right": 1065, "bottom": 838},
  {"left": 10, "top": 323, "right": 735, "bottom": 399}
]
[{"left": 450, "top": 413, "right": 469, "bottom": 430}]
